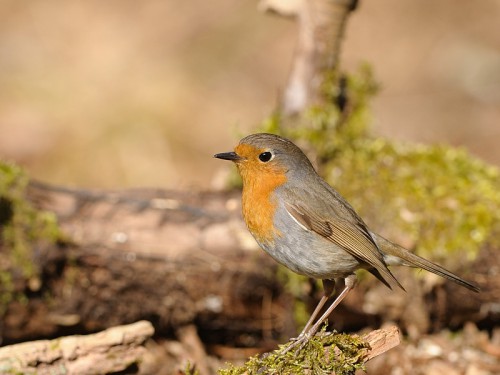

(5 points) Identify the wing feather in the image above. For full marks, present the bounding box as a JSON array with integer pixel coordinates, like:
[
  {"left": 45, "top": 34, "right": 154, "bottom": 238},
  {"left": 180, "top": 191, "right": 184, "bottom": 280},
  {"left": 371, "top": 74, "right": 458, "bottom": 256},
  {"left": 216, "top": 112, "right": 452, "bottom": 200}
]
[{"left": 285, "top": 202, "right": 403, "bottom": 290}]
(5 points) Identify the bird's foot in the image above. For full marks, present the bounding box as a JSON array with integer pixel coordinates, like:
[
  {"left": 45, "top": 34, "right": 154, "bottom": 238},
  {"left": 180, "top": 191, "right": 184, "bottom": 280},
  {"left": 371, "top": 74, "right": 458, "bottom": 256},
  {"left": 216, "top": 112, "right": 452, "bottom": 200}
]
[
  {"left": 279, "top": 326, "right": 333, "bottom": 355},
  {"left": 279, "top": 331, "right": 312, "bottom": 355},
  {"left": 280, "top": 330, "right": 324, "bottom": 355}
]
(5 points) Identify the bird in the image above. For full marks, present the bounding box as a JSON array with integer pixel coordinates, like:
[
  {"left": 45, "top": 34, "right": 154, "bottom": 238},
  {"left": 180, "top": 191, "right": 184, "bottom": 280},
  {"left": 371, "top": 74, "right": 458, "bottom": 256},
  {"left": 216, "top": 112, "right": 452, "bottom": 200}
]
[{"left": 214, "top": 133, "right": 479, "bottom": 352}]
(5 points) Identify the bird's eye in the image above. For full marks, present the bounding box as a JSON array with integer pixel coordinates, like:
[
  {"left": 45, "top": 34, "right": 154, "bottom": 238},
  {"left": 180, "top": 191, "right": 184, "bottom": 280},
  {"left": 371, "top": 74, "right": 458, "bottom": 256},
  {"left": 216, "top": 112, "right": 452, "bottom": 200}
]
[{"left": 258, "top": 151, "right": 273, "bottom": 163}]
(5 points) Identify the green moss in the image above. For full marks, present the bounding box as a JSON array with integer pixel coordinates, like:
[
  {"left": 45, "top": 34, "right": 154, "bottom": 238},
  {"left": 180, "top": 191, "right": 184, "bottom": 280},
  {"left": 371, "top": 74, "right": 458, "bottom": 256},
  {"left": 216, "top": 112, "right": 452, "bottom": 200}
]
[
  {"left": 259, "top": 64, "right": 498, "bottom": 265},
  {"left": 264, "top": 64, "right": 377, "bottom": 161},
  {"left": 219, "top": 327, "right": 369, "bottom": 375},
  {"left": 0, "top": 161, "right": 62, "bottom": 314},
  {"left": 182, "top": 362, "right": 200, "bottom": 375},
  {"left": 328, "top": 138, "right": 500, "bottom": 262}
]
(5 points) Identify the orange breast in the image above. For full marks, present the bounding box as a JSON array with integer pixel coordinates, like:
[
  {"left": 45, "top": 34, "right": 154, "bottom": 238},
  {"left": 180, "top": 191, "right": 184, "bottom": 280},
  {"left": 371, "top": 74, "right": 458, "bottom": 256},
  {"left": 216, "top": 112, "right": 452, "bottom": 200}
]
[{"left": 240, "top": 169, "right": 287, "bottom": 246}]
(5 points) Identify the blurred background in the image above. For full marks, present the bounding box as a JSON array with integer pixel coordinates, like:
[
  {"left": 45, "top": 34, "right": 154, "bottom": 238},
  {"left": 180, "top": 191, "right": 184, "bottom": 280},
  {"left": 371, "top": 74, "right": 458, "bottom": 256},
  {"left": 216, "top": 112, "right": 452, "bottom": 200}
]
[{"left": 0, "top": 0, "right": 499, "bottom": 189}]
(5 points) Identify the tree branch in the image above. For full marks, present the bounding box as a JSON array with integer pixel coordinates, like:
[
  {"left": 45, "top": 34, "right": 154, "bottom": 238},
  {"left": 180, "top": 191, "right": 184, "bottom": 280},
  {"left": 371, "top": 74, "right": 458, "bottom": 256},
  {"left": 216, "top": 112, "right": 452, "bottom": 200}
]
[{"left": 0, "top": 320, "right": 154, "bottom": 375}]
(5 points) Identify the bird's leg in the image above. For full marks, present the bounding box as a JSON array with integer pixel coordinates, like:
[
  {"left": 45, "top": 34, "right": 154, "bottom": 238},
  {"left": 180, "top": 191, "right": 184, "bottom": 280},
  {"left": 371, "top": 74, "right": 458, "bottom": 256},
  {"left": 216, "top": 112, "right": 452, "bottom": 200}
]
[
  {"left": 281, "top": 275, "right": 357, "bottom": 354},
  {"left": 305, "top": 274, "right": 357, "bottom": 340},
  {"left": 293, "top": 279, "right": 336, "bottom": 341}
]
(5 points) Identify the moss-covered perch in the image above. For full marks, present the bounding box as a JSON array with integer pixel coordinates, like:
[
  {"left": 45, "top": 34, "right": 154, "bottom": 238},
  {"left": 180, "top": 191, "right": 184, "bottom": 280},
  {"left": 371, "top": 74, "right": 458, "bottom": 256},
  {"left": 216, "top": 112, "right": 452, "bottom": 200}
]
[{"left": 218, "top": 326, "right": 400, "bottom": 375}]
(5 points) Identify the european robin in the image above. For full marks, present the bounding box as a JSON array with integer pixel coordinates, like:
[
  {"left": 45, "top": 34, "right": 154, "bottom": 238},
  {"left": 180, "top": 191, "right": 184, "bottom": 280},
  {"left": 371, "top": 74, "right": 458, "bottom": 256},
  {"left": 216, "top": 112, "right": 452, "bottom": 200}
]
[{"left": 214, "top": 133, "right": 479, "bottom": 351}]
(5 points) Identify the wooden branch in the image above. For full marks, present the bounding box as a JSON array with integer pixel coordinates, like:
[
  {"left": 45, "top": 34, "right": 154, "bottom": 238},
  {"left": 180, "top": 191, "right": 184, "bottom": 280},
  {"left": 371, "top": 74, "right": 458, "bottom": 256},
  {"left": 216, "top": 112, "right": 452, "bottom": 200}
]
[
  {"left": 228, "top": 326, "right": 400, "bottom": 373},
  {"left": 362, "top": 326, "right": 401, "bottom": 361},
  {"left": 0, "top": 320, "right": 154, "bottom": 375},
  {"left": 261, "top": 0, "right": 358, "bottom": 115}
]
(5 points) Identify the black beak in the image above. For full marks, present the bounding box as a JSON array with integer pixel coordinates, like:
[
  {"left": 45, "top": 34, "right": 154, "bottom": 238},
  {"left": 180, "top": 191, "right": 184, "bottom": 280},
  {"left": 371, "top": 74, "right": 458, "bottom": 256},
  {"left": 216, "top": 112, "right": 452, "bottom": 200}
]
[{"left": 214, "top": 152, "right": 242, "bottom": 161}]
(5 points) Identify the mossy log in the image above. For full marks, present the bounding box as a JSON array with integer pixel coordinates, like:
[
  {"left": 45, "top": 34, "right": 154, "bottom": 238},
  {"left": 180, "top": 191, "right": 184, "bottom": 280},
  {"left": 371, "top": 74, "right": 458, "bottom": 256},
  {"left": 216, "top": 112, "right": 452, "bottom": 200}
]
[
  {"left": 1, "top": 180, "right": 294, "bottom": 345},
  {"left": 219, "top": 326, "right": 401, "bottom": 375},
  {"left": 0, "top": 321, "right": 398, "bottom": 375},
  {"left": 0, "top": 179, "right": 490, "bottom": 347}
]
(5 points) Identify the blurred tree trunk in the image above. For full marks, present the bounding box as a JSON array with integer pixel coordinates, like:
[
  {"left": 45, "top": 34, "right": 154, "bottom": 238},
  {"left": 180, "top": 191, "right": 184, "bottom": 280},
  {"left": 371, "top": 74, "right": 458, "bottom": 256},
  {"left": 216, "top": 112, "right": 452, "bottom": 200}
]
[{"left": 261, "top": 0, "right": 358, "bottom": 115}]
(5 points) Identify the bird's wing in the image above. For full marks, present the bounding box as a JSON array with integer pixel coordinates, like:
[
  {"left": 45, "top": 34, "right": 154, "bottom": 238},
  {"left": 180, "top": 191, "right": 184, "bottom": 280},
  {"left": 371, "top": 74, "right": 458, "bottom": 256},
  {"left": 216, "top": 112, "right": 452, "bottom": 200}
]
[{"left": 285, "top": 202, "right": 403, "bottom": 290}]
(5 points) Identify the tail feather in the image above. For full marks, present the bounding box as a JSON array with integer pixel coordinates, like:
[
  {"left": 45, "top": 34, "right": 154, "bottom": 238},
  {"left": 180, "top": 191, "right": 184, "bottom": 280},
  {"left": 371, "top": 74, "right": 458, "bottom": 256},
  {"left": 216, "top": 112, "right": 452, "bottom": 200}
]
[
  {"left": 373, "top": 233, "right": 480, "bottom": 293},
  {"left": 368, "top": 267, "right": 406, "bottom": 292}
]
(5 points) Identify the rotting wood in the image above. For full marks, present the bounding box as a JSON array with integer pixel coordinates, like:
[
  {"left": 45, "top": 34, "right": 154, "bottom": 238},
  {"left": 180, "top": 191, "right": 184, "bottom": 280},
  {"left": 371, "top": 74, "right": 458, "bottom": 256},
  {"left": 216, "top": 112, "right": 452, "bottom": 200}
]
[
  {"left": 0, "top": 320, "right": 154, "bottom": 375},
  {"left": 0, "top": 180, "right": 485, "bottom": 345},
  {"left": 362, "top": 325, "right": 400, "bottom": 361}
]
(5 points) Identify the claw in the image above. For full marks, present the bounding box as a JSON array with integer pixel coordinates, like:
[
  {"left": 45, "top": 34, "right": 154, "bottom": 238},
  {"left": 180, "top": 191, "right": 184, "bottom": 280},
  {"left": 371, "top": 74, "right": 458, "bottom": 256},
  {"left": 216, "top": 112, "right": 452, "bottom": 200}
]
[
  {"left": 279, "top": 326, "right": 336, "bottom": 355},
  {"left": 278, "top": 278, "right": 356, "bottom": 355},
  {"left": 279, "top": 331, "right": 312, "bottom": 355}
]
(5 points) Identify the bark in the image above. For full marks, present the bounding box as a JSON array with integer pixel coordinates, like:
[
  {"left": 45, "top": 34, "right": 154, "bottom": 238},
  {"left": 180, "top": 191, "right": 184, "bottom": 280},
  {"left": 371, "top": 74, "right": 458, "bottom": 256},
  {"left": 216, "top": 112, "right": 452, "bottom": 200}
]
[
  {"left": 362, "top": 325, "right": 400, "bottom": 362},
  {"left": 0, "top": 320, "right": 154, "bottom": 375},
  {"left": 1, "top": 180, "right": 293, "bottom": 345}
]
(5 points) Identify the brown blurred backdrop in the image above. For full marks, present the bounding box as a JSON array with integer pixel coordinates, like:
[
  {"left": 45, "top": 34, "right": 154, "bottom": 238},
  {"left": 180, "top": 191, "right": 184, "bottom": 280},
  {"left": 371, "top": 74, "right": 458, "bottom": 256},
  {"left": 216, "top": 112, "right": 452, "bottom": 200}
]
[{"left": 0, "top": 0, "right": 499, "bottom": 189}]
